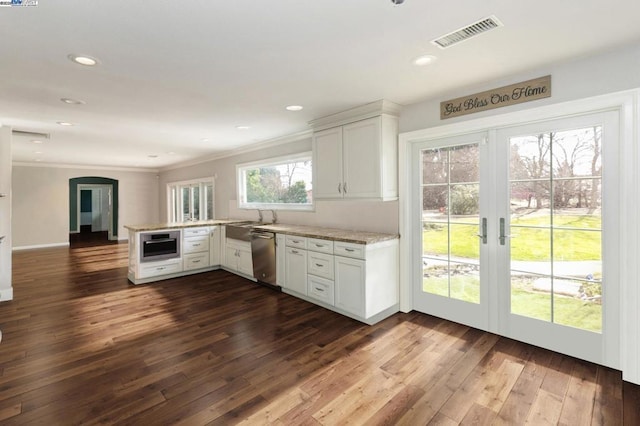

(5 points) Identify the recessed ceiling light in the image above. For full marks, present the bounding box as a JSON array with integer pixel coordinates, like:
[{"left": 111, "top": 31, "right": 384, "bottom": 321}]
[
  {"left": 68, "top": 54, "right": 99, "bottom": 66},
  {"left": 167, "top": 151, "right": 176, "bottom": 155},
  {"left": 148, "top": 155, "right": 158, "bottom": 159},
  {"left": 35, "top": 158, "right": 43, "bottom": 162},
  {"left": 61, "top": 98, "right": 86, "bottom": 105},
  {"left": 201, "top": 138, "right": 210, "bottom": 143},
  {"left": 34, "top": 151, "right": 43, "bottom": 154},
  {"left": 236, "top": 125, "right": 251, "bottom": 130},
  {"left": 286, "top": 105, "right": 303, "bottom": 111},
  {"left": 413, "top": 54, "right": 438, "bottom": 66},
  {"left": 32, "top": 140, "right": 43, "bottom": 144},
  {"left": 57, "top": 121, "right": 74, "bottom": 126}
]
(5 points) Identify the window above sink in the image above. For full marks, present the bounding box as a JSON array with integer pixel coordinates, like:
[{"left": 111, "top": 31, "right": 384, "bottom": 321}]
[{"left": 236, "top": 152, "right": 313, "bottom": 211}]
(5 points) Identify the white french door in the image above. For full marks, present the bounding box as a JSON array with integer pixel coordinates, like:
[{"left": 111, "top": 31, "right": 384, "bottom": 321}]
[
  {"left": 412, "top": 131, "right": 491, "bottom": 330},
  {"left": 413, "top": 111, "right": 620, "bottom": 367}
]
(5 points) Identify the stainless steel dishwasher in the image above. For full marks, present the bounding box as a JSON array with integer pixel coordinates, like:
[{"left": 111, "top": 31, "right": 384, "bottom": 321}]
[{"left": 250, "top": 229, "right": 277, "bottom": 286}]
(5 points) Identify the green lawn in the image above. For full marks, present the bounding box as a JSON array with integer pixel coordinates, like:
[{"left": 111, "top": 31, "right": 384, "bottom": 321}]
[
  {"left": 423, "top": 214, "right": 601, "bottom": 261},
  {"left": 423, "top": 278, "right": 602, "bottom": 332}
]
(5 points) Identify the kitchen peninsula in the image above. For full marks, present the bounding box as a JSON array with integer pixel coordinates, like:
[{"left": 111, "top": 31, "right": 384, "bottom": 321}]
[{"left": 125, "top": 220, "right": 399, "bottom": 324}]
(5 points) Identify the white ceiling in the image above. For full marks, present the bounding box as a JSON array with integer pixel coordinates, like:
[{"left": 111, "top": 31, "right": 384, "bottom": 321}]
[{"left": 2, "top": 0, "right": 640, "bottom": 170}]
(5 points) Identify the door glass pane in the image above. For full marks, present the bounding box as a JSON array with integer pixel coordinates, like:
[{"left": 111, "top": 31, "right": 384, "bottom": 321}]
[
  {"left": 192, "top": 185, "right": 200, "bottom": 220},
  {"left": 205, "top": 183, "right": 214, "bottom": 219},
  {"left": 509, "top": 126, "right": 602, "bottom": 332},
  {"left": 181, "top": 187, "right": 190, "bottom": 221},
  {"left": 422, "top": 144, "right": 480, "bottom": 304}
]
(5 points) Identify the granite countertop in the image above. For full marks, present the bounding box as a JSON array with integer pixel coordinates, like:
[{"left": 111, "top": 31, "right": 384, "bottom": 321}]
[
  {"left": 252, "top": 223, "right": 398, "bottom": 245},
  {"left": 125, "top": 220, "right": 399, "bottom": 245},
  {"left": 124, "top": 219, "right": 242, "bottom": 232}
]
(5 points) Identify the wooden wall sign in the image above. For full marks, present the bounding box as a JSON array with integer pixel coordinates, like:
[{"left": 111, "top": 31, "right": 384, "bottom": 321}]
[{"left": 440, "top": 75, "right": 551, "bottom": 120}]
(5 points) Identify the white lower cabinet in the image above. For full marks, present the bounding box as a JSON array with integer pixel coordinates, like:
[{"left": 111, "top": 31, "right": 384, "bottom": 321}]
[
  {"left": 183, "top": 227, "right": 211, "bottom": 271},
  {"left": 138, "top": 258, "right": 182, "bottom": 279},
  {"left": 334, "top": 255, "right": 366, "bottom": 317},
  {"left": 183, "top": 252, "right": 209, "bottom": 271},
  {"left": 275, "top": 233, "right": 399, "bottom": 324},
  {"left": 285, "top": 246, "right": 307, "bottom": 295},
  {"left": 308, "top": 274, "right": 335, "bottom": 305},
  {"left": 223, "top": 238, "right": 253, "bottom": 277},
  {"left": 276, "top": 234, "right": 286, "bottom": 286},
  {"left": 209, "top": 226, "right": 221, "bottom": 266}
]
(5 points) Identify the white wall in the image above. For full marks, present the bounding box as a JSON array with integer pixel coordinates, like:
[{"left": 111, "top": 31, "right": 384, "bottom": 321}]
[
  {"left": 12, "top": 165, "right": 161, "bottom": 248},
  {"left": 398, "top": 41, "right": 640, "bottom": 385},
  {"left": 400, "top": 42, "right": 640, "bottom": 133},
  {"left": 159, "top": 138, "right": 399, "bottom": 235},
  {"left": 0, "top": 126, "right": 12, "bottom": 301}
]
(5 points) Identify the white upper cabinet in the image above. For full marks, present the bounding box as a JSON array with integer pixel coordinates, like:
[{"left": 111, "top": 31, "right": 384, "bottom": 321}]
[
  {"left": 311, "top": 100, "right": 400, "bottom": 201},
  {"left": 312, "top": 127, "right": 343, "bottom": 199}
]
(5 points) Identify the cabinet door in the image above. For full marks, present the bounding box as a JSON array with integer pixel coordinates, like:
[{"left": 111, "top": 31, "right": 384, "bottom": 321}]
[
  {"left": 223, "top": 245, "right": 238, "bottom": 271},
  {"left": 285, "top": 247, "right": 307, "bottom": 295},
  {"left": 312, "top": 127, "right": 343, "bottom": 199},
  {"left": 335, "top": 256, "right": 366, "bottom": 317},
  {"left": 276, "top": 234, "right": 286, "bottom": 286},
  {"left": 210, "top": 226, "right": 221, "bottom": 266},
  {"left": 342, "top": 117, "right": 381, "bottom": 199},
  {"left": 237, "top": 246, "right": 254, "bottom": 277}
]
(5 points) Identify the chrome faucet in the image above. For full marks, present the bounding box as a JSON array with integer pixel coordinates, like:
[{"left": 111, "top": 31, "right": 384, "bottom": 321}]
[{"left": 270, "top": 209, "right": 278, "bottom": 224}]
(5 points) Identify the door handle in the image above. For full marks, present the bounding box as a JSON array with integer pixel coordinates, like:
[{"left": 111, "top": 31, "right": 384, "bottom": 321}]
[
  {"left": 477, "top": 217, "right": 487, "bottom": 244},
  {"left": 499, "top": 217, "right": 510, "bottom": 245}
]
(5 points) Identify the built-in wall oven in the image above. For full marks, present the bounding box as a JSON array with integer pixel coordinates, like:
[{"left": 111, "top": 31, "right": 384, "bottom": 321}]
[{"left": 140, "top": 230, "right": 181, "bottom": 263}]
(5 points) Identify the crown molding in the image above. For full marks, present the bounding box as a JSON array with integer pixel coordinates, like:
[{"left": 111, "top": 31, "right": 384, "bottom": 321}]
[
  {"left": 308, "top": 99, "right": 403, "bottom": 131},
  {"left": 12, "top": 161, "right": 159, "bottom": 173},
  {"left": 160, "top": 129, "right": 313, "bottom": 172}
]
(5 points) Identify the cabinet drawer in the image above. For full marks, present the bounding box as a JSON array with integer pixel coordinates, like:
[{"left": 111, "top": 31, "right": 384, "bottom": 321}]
[
  {"left": 184, "top": 227, "right": 209, "bottom": 237},
  {"left": 334, "top": 241, "right": 365, "bottom": 259},
  {"left": 307, "top": 251, "right": 334, "bottom": 280},
  {"left": 307, "top": 238, "right": 334, "bottom": 254},
  {"left": 184, "top": 252, "right": 210, "bottom": 271},
  {"left": 139, "top": 259, "right": 182, "bottom": 278},
  {"left": 183, "top": 235, "right": 210, "bottom": 254},
  {"left": 307, "top": 275, "right": 335, "bottom": 306},
  {"left": 285, "top": 235, "right": 307, "bottom": 249}
]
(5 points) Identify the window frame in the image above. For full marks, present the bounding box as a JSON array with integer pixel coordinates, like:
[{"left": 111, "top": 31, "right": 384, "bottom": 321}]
[
  {"left": 236, "top": 152, "right": 313, "bottom": 211},
  {"left": 166, "top": 177, "right": 215, "bottom": 222}
]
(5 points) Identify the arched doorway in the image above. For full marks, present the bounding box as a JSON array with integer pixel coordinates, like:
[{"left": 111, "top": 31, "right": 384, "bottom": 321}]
[{"left": 69, "top": 177, "right": 119, "bottom": 247}]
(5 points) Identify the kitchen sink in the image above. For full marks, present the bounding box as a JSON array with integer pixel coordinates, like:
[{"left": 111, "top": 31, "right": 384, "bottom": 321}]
[{"left": 225, "top": 222, "right": 267, "bottom": 241}]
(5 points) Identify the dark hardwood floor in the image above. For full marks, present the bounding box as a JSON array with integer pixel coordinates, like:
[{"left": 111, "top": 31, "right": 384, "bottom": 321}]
[{"left": 0, "top": 243, "right": 638, "bottom": 424}]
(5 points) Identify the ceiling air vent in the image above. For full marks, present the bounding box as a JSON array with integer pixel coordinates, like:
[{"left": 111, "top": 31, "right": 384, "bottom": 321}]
[{"left": 431, "top": 15, "right": 503, "bottom": 49}]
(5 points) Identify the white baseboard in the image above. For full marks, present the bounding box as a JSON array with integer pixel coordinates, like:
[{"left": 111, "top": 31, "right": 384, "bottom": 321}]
[
  {"left": 0, "top": 287, "right": 14, "bottom": 302},
  {"left": 13, "top": 242, "right": 70, "bottom": 251}
]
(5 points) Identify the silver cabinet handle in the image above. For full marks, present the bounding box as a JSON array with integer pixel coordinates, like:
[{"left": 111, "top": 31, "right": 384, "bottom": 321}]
[
  {"left": 477, "top": 217, "right": 487, "bottom": 244},
  {"left": 291, "top": 250, "right": 299, "bottom": 254},
  {"left": 0, "top": 236, "right": 4, "bottom": 244},
  {"left": 0, "top": 193, "right": 6, "bottom": 198},
  {"left": 315, "top": 287, "right": 325, "bottom": 292},
  {"left": 344, "top": 248, "right": 355, "bottom": 252},
  {"left": 343, "top": 182, "right": 347, "bottom": 194},
  {"left": 338, "top": 183, "right": 342, "bottom": 194},
  {"left": 315, "top": 263, "right": 324, "bottom": 267}
]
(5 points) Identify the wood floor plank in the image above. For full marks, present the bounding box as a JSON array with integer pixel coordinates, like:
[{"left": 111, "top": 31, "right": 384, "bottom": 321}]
[
  {"left": 526, "top": 388, "right": 564, "bottom": 425},
  {"left": 0, "top": 243, "right": 637, "bottom": 424}
]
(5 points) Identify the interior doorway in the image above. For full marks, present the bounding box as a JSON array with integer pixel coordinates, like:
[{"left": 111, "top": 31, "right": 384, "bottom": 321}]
[{"left": 69, "top": 177, "right": 119, "bottom": 247}]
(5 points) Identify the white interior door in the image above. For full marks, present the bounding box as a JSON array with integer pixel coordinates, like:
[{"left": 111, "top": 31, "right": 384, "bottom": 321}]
[{"left": 413, "top": 111, "right": 620, "bottom": 367}]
